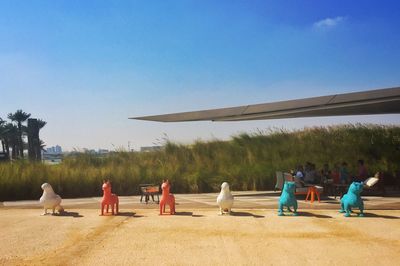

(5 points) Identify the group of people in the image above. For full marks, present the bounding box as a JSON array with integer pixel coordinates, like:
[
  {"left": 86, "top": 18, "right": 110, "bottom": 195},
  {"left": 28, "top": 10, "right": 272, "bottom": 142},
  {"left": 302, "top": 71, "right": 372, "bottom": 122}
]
[{"left": 292, "top": 159, "right": 369, "bottom": 187}]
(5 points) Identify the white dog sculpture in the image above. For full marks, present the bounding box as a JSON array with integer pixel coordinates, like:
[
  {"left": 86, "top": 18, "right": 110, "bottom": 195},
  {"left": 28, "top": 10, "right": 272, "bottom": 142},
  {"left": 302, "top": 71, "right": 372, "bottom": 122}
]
[
  {"left": 217, "top": 182, "right": 234, "bottom": 215},
  {"left": 39, "top": 183, "right": 64, "bottom": 215}
]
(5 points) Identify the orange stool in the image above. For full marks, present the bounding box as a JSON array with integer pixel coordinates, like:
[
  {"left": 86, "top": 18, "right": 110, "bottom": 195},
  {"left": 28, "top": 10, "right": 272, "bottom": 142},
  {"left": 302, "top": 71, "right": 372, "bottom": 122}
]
[{"left": 305, "top": 186, "right": 320, "bottom": 203}]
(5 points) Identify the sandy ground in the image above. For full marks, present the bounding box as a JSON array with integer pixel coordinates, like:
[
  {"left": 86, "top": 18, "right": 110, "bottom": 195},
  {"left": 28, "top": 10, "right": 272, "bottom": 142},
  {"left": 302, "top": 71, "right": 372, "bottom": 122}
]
[{"left": 0, "top": 208, "right": 399, "bottom": 266}]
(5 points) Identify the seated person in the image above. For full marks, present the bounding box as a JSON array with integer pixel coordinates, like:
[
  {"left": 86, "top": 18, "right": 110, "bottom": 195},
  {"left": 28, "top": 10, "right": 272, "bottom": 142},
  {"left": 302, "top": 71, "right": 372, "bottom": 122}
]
[
  {"left": 354, "top": 159, "right": 368, "bottom": 182},
  {"left": 295, "top": 165, "right": 304, "bottom": 181},
  {"left": 304, "top": 163, "right": 319, "bottom": 184},
  {"left": 320, "top": 163, "right": 332, "bottom": 184},
  {"left": 339, "top": 162, "right": 349, "bottom": 184},
  {"left": 293, "top": 174, "right": 305, "bottom": 188},
  {"left": 331, "top": 164, "right": 340, "bottom": 184}
]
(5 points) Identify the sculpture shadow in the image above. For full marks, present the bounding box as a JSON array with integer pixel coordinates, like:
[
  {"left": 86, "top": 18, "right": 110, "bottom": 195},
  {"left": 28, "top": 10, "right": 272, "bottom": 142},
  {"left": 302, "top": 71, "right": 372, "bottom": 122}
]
[
  {"left": 174, "top": 211, "right": 204, "bottom": 217},
  {"left": 362, "top": 213, "right": 400, "bottom": 219},
  {"left": 230, "top": 211, "right": 265, "bottom": 218},
  {"left": 297, "top": 211, "right": 332, "bottom": 219},
  {"left": 55, "top": 211, "right": 83, "bottom": 218},
  {"left": 117, "top": 212, "right": 137, "bottom": 217},
  {"left": 324, "top": 201, "right": 341, "bottom": 205},
  {"left": 234, "top": 192, "right": 279, "bottom": 197}
]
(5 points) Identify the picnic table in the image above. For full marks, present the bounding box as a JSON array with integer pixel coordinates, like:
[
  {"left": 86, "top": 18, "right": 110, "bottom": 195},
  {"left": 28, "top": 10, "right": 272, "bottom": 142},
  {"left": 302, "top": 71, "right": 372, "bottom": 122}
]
[{"left": 139, "top": 184, "right": 160, "bottom": 204}]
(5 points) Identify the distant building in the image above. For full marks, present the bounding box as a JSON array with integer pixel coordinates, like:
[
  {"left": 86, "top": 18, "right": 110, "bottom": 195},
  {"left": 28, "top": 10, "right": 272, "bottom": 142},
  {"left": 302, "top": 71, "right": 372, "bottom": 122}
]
[
  {"left": 98, "top": 149, "right": 109, "bottom": 154},
  {"left": 46, "top": 145, "right": 62, "bottom": 154},
  {"left": 43, "top": 145, "right": 63, "bottom": 164},
  {"left": 140, "top": 146, "right": 162, "bottom": 152},
  {"left": 54, "top": 145, "right": 62, "bottom": 154}
]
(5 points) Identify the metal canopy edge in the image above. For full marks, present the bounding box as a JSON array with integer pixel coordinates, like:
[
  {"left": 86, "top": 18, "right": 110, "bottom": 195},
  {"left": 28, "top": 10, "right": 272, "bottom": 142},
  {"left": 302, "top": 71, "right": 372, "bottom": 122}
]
[{"left": 130, "top": 86, "right": 400, "bottom": 122}]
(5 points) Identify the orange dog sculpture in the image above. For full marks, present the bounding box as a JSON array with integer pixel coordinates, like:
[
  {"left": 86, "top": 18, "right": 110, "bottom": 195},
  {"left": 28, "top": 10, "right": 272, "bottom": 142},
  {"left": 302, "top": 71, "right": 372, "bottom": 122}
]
[
  {"left": 159, "top": 180, "right": 175, "bottom": 215},
  {"left": 101, "top": 180, "right": 119, "bottom": 215}
]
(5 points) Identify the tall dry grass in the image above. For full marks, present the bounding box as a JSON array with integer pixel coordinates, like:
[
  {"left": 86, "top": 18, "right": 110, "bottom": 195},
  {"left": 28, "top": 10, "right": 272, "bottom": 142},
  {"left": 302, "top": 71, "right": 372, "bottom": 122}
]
[{"left": 0, "top": 124, "right": 399, "bottom": 200}]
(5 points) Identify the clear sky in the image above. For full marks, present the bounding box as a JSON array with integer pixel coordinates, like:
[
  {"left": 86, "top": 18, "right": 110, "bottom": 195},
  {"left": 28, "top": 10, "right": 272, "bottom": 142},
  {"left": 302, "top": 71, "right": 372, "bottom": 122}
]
[{"left": 1, "top": 0, "right": 399, "bottom": 151}]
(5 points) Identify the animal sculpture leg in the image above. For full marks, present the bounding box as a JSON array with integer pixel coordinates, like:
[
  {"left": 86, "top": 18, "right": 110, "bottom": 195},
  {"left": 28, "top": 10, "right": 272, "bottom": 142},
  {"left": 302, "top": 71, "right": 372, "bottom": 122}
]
[
  {"left": 278, "top": 203, "right": 284, "bottom": 216},
  {"left": 57, "top": 205, "right": 64, "bottom": 213},
  {"left": 339, "top": 202, "right": 345, "bottom": 213},
  {"left": 344, "top": 203, "right": 351, "bottom": 217},
  {"left": 42, "top": 208, "right": 48, "bottom": 216},
  {"left": 101, "top": 203, "right": 105, "bottom": 215},
  {"left": 169, "top": 198, "right": 175, "bottom": 214},
  {"left": 52, "top": 207, "right": 56, "bottom": 215},
  {"left": 106, "top": 204, "right": 109, "bottom": 213},
  {"left": 358, "top": 201, "right": 365, "bottom": 217},
  {"left": 171, "top": 202, "right": 175, "bottom": 215},
  {"left": 293, "top": 201, "right": 298, "bottom": 216},
  {"left": 111, "top": 204, "right": 115, "bottom": 215},
  {"left": 219, "top": 207, "right": 223, "bottom": 215},
  {"left": 160, "top": 203, "right": 164, "bottom": 215}
]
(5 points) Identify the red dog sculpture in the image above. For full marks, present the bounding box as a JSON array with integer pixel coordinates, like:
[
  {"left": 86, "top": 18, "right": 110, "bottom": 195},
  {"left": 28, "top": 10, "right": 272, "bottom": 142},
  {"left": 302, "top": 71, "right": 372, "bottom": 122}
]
[
  {"left": 101, "top": 180, "right": 119, "bottom": 215},
  {"left": 159, "top": 180, "right": 175, "bottom": 215}
]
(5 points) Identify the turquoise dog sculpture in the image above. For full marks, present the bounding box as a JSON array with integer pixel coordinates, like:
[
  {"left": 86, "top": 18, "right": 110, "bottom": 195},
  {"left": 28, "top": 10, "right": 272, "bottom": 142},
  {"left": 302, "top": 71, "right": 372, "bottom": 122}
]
[
  {"left": 278, "top": 182, "right": 298, "bottom": 216},
  {"left": 340, "top": 182, "right": 364, "bottom": 217}
]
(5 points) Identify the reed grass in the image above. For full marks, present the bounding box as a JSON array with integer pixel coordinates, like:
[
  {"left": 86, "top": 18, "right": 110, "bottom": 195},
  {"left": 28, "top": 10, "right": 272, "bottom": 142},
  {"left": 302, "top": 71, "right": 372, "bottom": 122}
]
[{"left": 1, "top": 124, "right": 399, "bottom": 201}]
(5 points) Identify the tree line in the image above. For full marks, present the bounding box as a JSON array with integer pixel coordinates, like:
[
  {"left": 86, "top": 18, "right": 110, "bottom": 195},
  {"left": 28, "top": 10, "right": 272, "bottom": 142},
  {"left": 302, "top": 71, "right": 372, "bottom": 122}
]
[{"left": 0, "top": 110, "right": 46, "bottom": 160}]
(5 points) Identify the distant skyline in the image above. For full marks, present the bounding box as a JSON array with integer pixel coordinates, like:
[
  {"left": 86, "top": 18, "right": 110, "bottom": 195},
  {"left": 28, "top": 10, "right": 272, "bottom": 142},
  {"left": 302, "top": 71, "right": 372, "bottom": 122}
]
[{"left": 1, "top": 1, "right": 399, "bottom": 151}]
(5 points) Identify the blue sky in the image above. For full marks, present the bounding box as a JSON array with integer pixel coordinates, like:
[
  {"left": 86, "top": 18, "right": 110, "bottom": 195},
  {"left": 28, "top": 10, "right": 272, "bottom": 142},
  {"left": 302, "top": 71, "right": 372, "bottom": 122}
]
[{"left": 1, "top": 0, "right": 399, "bottom": 151}]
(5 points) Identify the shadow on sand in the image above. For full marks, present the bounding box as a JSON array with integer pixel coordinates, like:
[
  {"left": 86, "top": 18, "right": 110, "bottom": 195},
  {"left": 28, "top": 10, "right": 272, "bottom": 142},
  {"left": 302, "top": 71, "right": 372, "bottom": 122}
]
[
  {"left": 296, "top": 211, "right": 332, "bottom": 218},
  {"left": 230, "top": 211, "right": 265, "bottom": 218},
  {"left": 117, "top": 212, "right": 140, "bottom": 217},
  {"left": 234, "top": 192, "right": 281, "bottom": 197},
  {"left": 362, "top": 213, "right": 400, "bottom": 219},
  {"left": 174, "top": 211, "right": 204, "bottom": 217},
  {"left": 55, "top": 211, "right": 83, "bottom": 218}
]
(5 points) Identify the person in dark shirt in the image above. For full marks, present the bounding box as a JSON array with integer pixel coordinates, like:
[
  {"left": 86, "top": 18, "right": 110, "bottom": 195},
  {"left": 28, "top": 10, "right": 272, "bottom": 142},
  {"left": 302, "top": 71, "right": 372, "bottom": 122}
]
[
  {"left": 340, "top": 162, "right": 349, "bottom": 184},
  {"left": 355, "top": 159, "right": 368, "bottom": 182}
]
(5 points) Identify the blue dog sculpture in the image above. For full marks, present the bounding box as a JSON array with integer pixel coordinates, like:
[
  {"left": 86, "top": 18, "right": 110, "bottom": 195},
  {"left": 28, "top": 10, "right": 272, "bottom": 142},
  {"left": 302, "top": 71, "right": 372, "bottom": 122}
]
[
  {"left": 340, "top": 182, "right": 364, "bottom": 217},
  {"left": 278, "top": 182, "right": 298, "bottom": 216}
]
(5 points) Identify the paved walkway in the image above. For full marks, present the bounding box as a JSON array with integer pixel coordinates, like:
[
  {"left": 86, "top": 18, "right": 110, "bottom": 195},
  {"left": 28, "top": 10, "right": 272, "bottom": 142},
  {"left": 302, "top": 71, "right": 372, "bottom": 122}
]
[{"left": 2, "top": 191, "right": 400, "bottom": 210}]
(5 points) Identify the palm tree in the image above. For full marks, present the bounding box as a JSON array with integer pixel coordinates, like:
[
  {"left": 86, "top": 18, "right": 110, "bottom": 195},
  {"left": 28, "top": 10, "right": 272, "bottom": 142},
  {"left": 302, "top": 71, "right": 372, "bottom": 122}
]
[
  {"left": 0, "top": 118, "right": 6, "bottom": 152},
  {"left": 26, "top": 118, "right": 47, "bottom": 160},
  {"left": 36, "top": 119, "right": 47, "bottom": 160},
  {"left": 37, "top": 119, "right": 47, "bottom": 130},
  {"left": 8, "top": 110, "right": 31, "bottom": 158},
  {"left": 4, "top": 123, "right": 18, "bottom": 159}
]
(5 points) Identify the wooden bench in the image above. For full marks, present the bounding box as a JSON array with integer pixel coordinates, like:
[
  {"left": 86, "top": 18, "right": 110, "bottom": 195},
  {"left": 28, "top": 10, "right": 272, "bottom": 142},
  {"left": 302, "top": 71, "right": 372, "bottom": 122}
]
[{"left": 139, "top": 184, "right": 160, "bottom": 204}]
